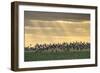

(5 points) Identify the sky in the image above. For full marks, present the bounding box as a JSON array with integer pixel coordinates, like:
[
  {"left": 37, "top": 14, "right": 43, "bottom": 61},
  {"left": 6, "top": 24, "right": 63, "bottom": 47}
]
[{"left": 24, "top": 11, "right": 90, "bottom": 47}]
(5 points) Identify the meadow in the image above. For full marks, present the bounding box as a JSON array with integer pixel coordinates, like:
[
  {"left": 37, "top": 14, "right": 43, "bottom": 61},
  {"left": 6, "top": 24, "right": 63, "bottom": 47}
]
[{"left": 24, "top": 42, "right": 90, "bottom": 61}]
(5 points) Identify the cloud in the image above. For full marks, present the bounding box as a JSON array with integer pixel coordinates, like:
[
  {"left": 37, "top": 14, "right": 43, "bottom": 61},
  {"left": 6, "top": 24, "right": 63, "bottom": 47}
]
[
  {"left": 24, "top": 11, "right": 90, "bottom": 21},
  {"left": 25, "top": 20, "right": 90, "bottom": 36},
  {"left": 24, "top": 11, "right": 90, "bottom": 46}
]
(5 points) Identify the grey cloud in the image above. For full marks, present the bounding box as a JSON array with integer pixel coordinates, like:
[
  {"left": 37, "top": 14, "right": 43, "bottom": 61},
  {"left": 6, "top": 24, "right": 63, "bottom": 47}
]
[{"left": 24, "top": 11, "right": 90, "bottom": 37}]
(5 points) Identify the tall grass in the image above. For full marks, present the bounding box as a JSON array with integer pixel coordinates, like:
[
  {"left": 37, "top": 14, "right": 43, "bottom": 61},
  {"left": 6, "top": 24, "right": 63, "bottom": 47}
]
[{"left": 24, "top": 42, "right": 90, "bottom": 61}]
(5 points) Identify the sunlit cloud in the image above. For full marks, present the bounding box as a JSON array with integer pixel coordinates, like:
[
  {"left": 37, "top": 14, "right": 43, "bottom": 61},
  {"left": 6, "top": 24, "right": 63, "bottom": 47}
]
[
  {"left": 25, "top": 20, "right": 90, "bottom": 36},
  {"left": 24, "top": 11, "right": 90, "bottom": 47}
]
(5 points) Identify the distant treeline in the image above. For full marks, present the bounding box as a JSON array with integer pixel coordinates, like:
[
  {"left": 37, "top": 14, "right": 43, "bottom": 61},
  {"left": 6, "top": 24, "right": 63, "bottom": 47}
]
[{"left": 25, "top": 42, "right": 90, "bottom": 52}]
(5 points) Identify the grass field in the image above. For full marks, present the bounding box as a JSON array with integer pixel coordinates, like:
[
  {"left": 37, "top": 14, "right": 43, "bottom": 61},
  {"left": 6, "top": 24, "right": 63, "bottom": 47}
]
[{"left": 24, "top": 50, "right": 90, "bottom": 61}]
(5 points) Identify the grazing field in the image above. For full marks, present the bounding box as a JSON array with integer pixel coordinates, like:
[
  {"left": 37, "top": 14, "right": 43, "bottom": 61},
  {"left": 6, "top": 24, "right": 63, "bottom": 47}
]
[
  {"left": 24, "top": 42, "right": 90, "bottom": 61},
  {"left": 24, "top": 51, "right": 90, "bottom": 61}
]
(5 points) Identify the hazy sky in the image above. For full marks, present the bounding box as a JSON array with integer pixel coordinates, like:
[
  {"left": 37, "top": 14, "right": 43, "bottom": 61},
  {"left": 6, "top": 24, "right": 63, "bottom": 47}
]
[{"left": 24, "top": 11, "right": 90, "bottom": 47}]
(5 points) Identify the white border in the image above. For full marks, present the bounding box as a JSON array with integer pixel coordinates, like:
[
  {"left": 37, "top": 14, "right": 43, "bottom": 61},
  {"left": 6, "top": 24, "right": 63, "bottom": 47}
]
[{"left": 18, "top": 5, "right": 96, "bottom": 68}]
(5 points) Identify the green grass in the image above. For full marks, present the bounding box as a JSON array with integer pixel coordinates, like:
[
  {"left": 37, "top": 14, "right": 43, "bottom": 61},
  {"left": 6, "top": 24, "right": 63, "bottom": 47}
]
[{"left": 24, "top": 50, "right": 90, "bottom": 61}]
